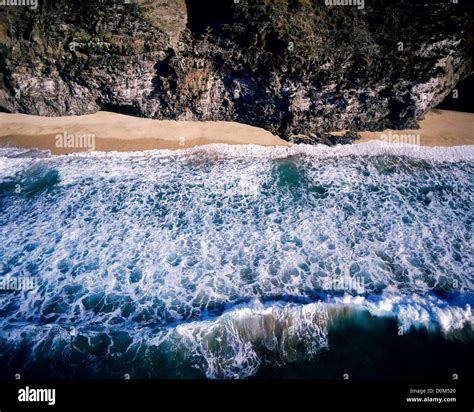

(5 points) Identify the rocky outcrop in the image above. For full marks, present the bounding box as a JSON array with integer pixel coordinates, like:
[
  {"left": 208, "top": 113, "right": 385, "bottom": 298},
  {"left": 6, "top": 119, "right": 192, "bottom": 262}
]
[{"left": 0, "top": 0, "right": 472, "bottom": 144}]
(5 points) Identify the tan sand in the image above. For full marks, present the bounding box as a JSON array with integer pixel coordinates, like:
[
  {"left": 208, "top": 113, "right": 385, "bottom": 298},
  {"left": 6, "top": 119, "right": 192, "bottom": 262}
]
[
  {"left": 0, "top": 109, "right": 472, "bottom": 154},
  {"left": 0, "top": 111, "right": 289, "bottom": 154},
  {"left": 354, "top": 109, "right": 474, "bottom": 147}
]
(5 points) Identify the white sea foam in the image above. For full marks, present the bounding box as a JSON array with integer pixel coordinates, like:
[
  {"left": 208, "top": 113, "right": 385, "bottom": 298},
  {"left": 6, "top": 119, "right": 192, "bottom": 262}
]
[
  {"left": 2, "top": 141, "right": 473, "bottom": 162},
  {"left": 185, "top": 141, "right": 474, "bottom": 162},
  {"left": 1, "top": 143, "right": 472, "bottom": 319},
  {"left": 333, "top": 293, "right": 474, "bottom": 334},
  {"left": 0, "top": 141, "right": 473, "bottom": 378}
]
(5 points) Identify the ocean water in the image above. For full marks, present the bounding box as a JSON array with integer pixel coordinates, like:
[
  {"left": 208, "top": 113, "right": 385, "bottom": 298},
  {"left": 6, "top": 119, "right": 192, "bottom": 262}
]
[{"left": 0, "top": 142, "right": 473, "bottom": 379}]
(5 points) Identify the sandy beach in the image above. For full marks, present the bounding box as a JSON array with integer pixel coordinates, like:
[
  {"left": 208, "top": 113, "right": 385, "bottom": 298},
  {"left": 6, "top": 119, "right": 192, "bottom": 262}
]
[
  {"left": 356, "top": 109, "right": 474, "bottom": 147},
  {"left": 0, "top": 109, "right": 472, "bottom": 154},
  {"left": 0, "top": 111, "right": 289, "bottom": 154}
]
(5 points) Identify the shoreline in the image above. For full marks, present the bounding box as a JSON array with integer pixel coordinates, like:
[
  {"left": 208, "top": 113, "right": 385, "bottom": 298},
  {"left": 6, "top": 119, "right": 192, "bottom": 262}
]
[{"left": 0, "top": 109, "right": 473, "bottom": 154}]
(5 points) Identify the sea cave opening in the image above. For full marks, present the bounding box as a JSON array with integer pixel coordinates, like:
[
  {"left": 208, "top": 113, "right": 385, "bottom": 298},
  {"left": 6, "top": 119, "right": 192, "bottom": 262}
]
[
  {"left": 185, "top": 0, "right": 235, "bottom": 36},
  {"left": 435, "top": 74, "right": 474, "bottom": 113}
]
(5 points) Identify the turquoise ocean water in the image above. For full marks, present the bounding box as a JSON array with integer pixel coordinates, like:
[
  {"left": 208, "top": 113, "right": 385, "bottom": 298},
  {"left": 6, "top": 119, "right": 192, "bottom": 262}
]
[{"left": 0, "top": 142, "right": 473, "bottom": 379}]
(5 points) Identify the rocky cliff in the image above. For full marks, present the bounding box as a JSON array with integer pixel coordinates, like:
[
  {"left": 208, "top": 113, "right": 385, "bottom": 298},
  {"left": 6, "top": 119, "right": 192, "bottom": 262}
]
[{"left": 0, "top": 0, "right": 472, "bottom": 144}]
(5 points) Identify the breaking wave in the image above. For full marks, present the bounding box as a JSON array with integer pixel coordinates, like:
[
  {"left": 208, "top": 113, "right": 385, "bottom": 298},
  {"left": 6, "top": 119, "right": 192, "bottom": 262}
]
[{"left": 0, "top": 142, "right": 473, "bottom": 378}]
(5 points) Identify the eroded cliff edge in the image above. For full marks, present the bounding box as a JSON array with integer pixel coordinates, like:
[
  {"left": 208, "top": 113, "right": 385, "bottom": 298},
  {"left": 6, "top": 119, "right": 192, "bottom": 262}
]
[{"left": 0, "top": 0, "right": 472, "bottom": 144}]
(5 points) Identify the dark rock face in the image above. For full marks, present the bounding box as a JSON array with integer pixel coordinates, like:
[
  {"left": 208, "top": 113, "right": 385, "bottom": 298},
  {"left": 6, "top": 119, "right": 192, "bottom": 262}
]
[{"left": 0, "top": 0, "right": 472, "bottom": 143}]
